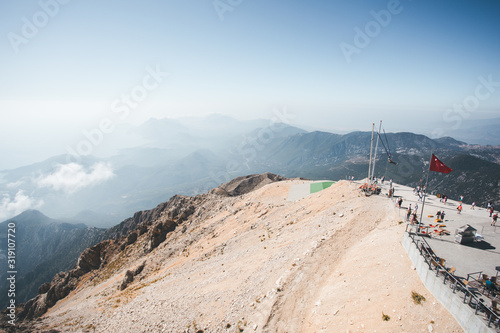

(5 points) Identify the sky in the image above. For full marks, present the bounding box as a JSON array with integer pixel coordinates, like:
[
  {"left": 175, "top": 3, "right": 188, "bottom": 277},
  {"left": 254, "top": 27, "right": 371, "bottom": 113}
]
[{"left": 1, "top": 0, "right": 500, "bottom": 169}]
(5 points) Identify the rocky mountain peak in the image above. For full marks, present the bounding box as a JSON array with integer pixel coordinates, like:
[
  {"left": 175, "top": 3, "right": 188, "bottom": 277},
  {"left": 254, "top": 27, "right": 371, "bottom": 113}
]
[{"left": 210, "top": 172, "right": 286, "bottom": 197}]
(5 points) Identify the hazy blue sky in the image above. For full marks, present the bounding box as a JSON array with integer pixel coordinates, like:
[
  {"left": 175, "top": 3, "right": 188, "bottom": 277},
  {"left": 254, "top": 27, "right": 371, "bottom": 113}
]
[{"left": 1, "top": 0, "right": 499, "bottom": 169}]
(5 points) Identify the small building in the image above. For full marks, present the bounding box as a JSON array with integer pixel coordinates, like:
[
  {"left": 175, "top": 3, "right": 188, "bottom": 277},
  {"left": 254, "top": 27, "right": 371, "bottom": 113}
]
[{"left": 454, "top": 224, "right": 477, "bottom": 244}]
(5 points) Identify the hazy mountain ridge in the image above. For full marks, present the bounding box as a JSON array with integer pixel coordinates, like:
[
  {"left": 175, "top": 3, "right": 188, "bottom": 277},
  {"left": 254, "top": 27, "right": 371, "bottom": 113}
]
[
  {"left": 1, "top": 116, "right": 499, "bottom": 226},
  {"left": 0, "top": 117, "right": 288, "bottom": 223},
  {"left": 243, "top": 130, "right": 499, "bottom": 207},
  {"left": 0, "top": 211, "right": 107, "bottom": 309},
  {"left": 442, "top": 117, "right": 500, "bottom": 145}
]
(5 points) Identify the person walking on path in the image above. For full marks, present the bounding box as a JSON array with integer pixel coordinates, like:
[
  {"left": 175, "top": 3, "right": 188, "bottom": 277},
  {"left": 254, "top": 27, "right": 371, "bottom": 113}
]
[
  {"left": 471, "top": 202, "right": 476, "bottom": 210},
  {"left": 459, "top": 195, "right": 464, "bottom": 203},
  {"left": 492, "top": 213, "right": 498, "bottom": 226},
  {"left": 444, "top": 196, "right": 448, "bottom": 204},
  {"left": 406, "top": 205, "right": 412, "bottom": 221},
  {"left": 457, "top": 204, "right": 462, "bottom": 214},
  {"left": 440, "top": 211, "right": 446, "bottom": 220},
  {"left": 490, "top": 206, "right": 495, "bottom": 217}
]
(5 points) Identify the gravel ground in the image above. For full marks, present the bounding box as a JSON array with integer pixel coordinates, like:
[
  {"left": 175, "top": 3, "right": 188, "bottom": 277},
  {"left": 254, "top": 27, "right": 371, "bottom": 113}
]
[{"left": 31, "top": 180, "right": 464, "bottom": 333}]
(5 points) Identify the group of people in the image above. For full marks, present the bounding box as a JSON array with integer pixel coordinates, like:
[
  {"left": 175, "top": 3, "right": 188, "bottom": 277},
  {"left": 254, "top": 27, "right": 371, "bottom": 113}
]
[
  {"left": 449, "top": 197, "right": 500, "bottom": 226},
  {"left": 436, "top": 210, "right": 446, "bottom": 220},
  {"left": 398, "top": 188, "right": 500, "bottom": 298},
  {"left": 488, "top": 202, "right": 495, "bottom": 216},
  {"left": 486, "top": 202, "right": 498, "bottom": 226},
  {"left": 454, "top": 198, "right": 499, "bottom": 225},
  {"left": 405, "top": 203, "right": 420, "bottom": 224},
  {"left": 401, "top": 188, "right": 499, "bottom": 227},
  {"left": 386, "top": 179, "right": 499, "bottom": 228},
  {"left": 455, "top": 195, "right": 465, "bottom": 214}
]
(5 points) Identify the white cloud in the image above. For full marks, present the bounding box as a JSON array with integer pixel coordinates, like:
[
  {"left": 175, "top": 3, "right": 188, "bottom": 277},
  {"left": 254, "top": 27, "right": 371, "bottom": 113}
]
[
  {"left": 37, "top": 162, "right": 115, "bottom": 193},
  {"left": 0, "top": 190, "right": 44, "bottom": 221},
  {"left": 6, "top": 180, "right": 25, "bottom": 188}
]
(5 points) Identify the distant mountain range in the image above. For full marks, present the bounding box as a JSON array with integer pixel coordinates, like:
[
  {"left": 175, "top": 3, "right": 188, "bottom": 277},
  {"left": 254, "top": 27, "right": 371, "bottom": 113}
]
[
  {"left": 0, "top": 116, "right": 305, "bottom": 224},
  {"left": 440, "top": 117, "right": 500, "bottom": 146},
  {"left": 1, "top": 116, "right": 499, "bottom": 228},
  {"left": 248, "top": 130, "right": 500, "bottom": 207}
]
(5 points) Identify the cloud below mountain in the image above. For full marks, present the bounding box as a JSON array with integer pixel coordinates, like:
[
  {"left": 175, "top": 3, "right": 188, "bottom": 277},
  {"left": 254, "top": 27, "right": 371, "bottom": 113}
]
[
  {"left": 0, "top": 190, "right": 43, "bottom": 221},
  {"left": 37, "top": 162, "right": 115, "bottom": 194}
]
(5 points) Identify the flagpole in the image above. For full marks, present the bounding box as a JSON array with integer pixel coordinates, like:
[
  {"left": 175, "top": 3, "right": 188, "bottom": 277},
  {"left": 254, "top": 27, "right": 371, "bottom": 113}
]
[
  {"left": 368, "top": 123, "right": 374, "bottom": 181},
  {"left": 419, "top": 151, "right": 434, "bottom": 227},
  {"left": 370, "top": 120, "right": 382, "bottom": 184}
]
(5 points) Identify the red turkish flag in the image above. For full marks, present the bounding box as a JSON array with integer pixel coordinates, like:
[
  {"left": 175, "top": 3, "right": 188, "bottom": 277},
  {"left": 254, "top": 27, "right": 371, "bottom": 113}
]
[{"left": 429, "top": 154, "right": 452, "bottom": 173}]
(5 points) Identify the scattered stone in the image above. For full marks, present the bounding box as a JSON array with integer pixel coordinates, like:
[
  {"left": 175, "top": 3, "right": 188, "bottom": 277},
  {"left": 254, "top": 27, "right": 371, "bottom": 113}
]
[{"left": 119, "top": 270, "right": 134, "bottom": 291}]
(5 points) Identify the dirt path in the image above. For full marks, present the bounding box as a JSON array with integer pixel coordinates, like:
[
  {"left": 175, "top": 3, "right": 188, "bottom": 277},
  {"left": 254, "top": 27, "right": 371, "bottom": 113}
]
[{"left": 263, "top": 196, "right": 386, "bottom": 332}]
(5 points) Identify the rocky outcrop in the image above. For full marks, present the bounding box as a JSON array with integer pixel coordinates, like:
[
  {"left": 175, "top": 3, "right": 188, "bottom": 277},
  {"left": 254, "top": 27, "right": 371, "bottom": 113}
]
[
  {"left": 104, "top": 195, "right": 200, "bottom": 241},
  {"left": 20, "top": 270, "right": 81, "bottom": 319},
  {"left": 76, "top": 241, "right": 107, "bottom": 273},
  {"left": 119, "top": 261, "right": 146, "bottom": 290},
  {"left": 148, "top": 220, "right": 177, "bottom": 251},
  {"left": 119, "top": 270, "right": 134, "bottom": 291},
  {"left": 19, "top": 240, "right": 116, "bottom": 320},
  {"left": 18, "top": 193, "right": 206, "bottom": 320},
  {"left": 211, "top": 172, "right": 286, "bottom": 197}
]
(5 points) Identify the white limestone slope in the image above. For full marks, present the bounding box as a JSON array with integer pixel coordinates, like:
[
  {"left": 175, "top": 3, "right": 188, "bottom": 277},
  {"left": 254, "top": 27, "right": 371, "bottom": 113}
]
[{"left": 34, "top": 180, "right": 463, "bottom": 332}]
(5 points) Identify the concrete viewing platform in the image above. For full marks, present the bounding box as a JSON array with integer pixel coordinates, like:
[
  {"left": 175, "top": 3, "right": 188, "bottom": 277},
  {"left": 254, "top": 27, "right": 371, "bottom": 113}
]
[
  {"left": 390, "top": 182, "right": 500, "bottom": 280},
  {"left": 383, "top": 181, "right": 500, "bottom": 332}
]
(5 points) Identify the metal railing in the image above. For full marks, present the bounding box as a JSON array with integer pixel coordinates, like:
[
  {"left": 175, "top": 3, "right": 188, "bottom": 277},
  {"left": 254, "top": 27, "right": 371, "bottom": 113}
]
[{"left": 407, "top": 231, "right": 500, "bottom": 329}]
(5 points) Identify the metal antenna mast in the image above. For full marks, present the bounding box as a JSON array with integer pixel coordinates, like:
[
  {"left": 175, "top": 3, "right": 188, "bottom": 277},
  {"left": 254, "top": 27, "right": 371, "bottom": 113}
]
[
  {"left": 370, "top": 120, "right": 382, "bottom": 182},
  {"left": 368, "top": 123, "right": 375, "bottom": 181}
]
